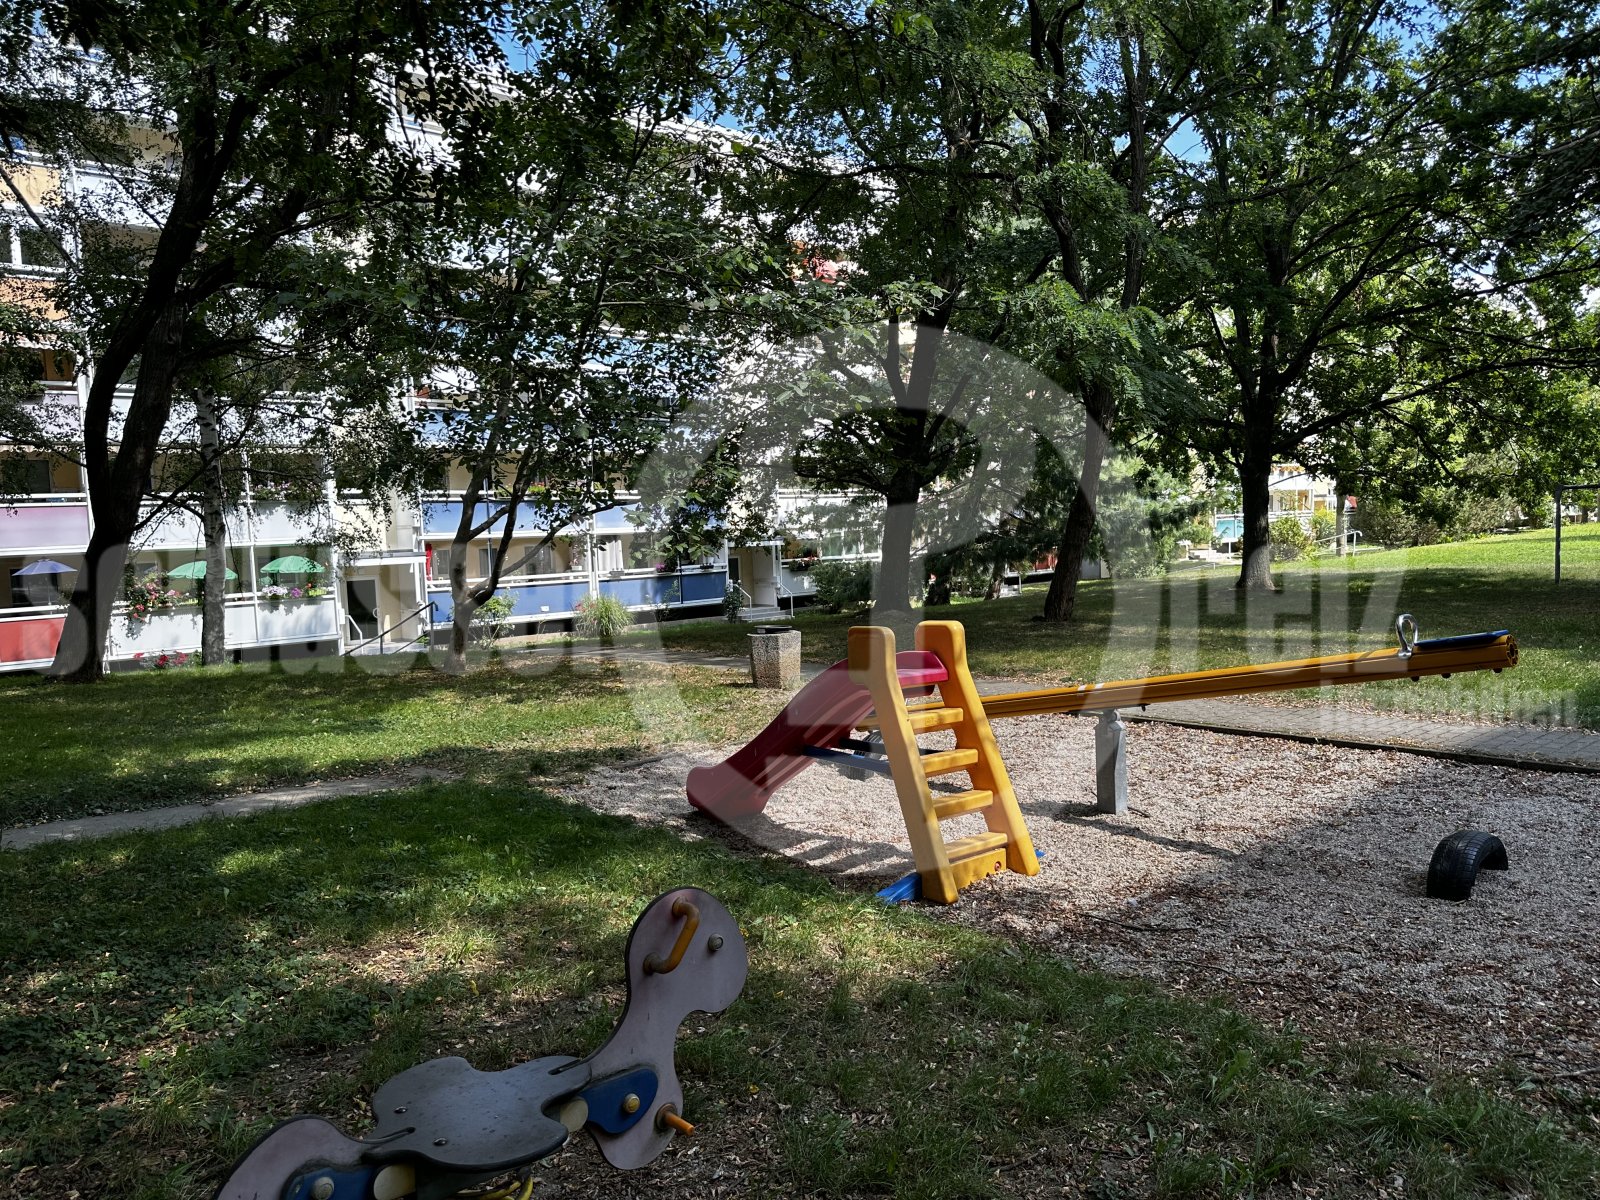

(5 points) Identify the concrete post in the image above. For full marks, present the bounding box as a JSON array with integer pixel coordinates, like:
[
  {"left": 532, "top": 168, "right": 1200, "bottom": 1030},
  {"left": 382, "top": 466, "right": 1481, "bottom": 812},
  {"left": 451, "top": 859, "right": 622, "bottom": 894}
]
[
  {"left": 1094, "top": 709, "right": 1129, "bottom": 815},
  {"left": 749, "top": 625, "right": 802, "bottom": 689}
]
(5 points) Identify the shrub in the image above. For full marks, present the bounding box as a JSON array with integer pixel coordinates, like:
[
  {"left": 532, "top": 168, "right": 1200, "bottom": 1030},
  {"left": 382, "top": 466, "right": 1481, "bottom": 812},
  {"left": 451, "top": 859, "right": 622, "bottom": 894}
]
[
  {"left": 1311, "top": 509, "right": 1337, "bottom": 544},
  {"left": 575, "top": 592, "right": 631, "bottom": 640},
  {"left": 1269, "top": 516, "right": 1315, "bottom": 561},
  {"left": 722, "top": 584, "right": 743, "bottom": 623},
  {"left": 1183, "top": 517, "right": 1213, "bottom": 548},
  {"left": 811, "top": 560, "right": 875, "bottom": 613},
  {"left": 472, "top": 594, "right": 516, "bottom": 644},
  {"left": 1353, "top": 501, "right": 1437, "bottom": 548}
]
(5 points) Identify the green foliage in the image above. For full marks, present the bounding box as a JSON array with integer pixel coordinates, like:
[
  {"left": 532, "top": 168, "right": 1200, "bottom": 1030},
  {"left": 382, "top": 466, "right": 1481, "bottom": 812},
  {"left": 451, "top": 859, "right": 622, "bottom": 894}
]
[
  {"left": 1355, "top": 486, "right": 1522, "bottom": 549},
  {"left": 1270, "top": 518, "right": 1315, "bottom": 562},
  {"left": 573, "top": 593, "right": 631, "bottom": 641},
  {"left": 723, "top": 583, "right": 744, "bottom": 623},
  {"left": 470, "top": 594, "right": 516, "bottom": 644},
  {"left": 1311, "top": 510, "right": 1337, "bottom": 543},
  {"left": 810, "top": 560, "right": 874, "bottom": 613},
  {"left": 1091, "top": 461, "right": 1201, "bottom": 578},
  {"left": 1177, "top": 0, "right": 1597, "bottom": 585},
  {"left": 1355, "top": 501, "right": 1436, "bottom": 549},
  {"left": 925, "top": 547, "right": 1002, "bottom": 605}
]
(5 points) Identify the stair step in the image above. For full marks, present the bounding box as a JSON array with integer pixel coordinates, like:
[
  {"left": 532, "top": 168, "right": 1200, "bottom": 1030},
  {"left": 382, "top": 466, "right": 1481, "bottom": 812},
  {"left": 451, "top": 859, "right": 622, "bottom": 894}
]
[
  {"left": 933, "top": 789, "right": 994, "bottom": 821},
  {"left": 943, "top": 831, "right": 1010, "bottom": 862},
  {"left": 919, "top": 747, "right": 979, "bottom": 777},
  {"left": 858, "top": 705, "right": 965, "bottom": 733}
]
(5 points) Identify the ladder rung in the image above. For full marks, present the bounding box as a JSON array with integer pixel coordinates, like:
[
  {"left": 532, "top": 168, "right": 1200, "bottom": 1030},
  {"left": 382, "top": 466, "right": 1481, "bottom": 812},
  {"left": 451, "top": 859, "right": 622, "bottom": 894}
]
[
  {"left": 943, "top": 831, "right": 1010, "bottom": 862},
  {"left": 858, "top": 706, "right": 965, "bottom": 733},
  {"left": 919, "top": 748, "right": 979, "bottom": 777},
  {"left": 933, "top": 789, "right": 993, "bottom": 821}
]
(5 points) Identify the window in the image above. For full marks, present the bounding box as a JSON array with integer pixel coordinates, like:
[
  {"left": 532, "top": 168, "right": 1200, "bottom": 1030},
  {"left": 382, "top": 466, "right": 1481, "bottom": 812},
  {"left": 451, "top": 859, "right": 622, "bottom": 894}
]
[
  {"left": 20, "top": 459, "right": 51, "bottom": 494},
  {"left": 17, "top": 227, "right": 64, "bottom": 268},
  {"left": 0, "top": 221, "right": 66, "bottom": 271}
]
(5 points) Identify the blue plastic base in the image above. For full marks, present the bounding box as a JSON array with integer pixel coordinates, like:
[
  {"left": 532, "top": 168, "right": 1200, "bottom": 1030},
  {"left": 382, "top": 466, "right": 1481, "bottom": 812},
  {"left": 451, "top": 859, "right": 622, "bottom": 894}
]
[{"left": 874, "top": 849, "right": 1046, "bottom": 905}]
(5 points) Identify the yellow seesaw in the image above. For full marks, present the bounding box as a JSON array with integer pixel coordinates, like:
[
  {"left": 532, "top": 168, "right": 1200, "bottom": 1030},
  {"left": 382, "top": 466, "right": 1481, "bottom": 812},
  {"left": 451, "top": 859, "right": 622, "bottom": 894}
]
[{"left": 688, "top": 616, "right": 1518, "bottom": 904}]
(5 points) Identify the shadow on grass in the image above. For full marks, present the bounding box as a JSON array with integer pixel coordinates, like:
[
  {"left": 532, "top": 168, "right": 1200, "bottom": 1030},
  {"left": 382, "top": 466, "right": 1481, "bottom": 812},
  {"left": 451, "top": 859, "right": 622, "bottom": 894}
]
[
  {"left": 4, "top": 770, "right": 1597, "bottom": 1199},
  {"left": 0, "top": 657, "right": 772, "bottom": 828}
]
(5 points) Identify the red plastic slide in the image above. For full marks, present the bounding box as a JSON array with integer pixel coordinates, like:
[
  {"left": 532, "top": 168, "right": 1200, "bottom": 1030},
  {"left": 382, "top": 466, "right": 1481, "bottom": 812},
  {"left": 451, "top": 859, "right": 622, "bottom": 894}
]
[{"left": 686, "top": 651, "right": 948, "bottom": 822}]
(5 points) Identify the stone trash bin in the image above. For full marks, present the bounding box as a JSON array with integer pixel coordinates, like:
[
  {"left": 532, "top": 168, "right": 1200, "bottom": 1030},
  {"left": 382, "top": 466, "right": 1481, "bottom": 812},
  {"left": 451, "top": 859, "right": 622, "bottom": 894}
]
[{"left": 748, "top": 625, "right": 802, "bottom": 689}]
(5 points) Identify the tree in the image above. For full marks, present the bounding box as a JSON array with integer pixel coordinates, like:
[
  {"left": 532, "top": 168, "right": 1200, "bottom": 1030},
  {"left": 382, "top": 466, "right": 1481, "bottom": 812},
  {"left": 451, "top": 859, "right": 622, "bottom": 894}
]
[
  {"left": 731, "top": 0, "right": 1210, "bottom": 615},
  {"left": 1179, "top": 0, "right": 1598, "bottom": 590},
  {"left": 728, "top": 0, "right": 1034, "bottom": 612},
  {"left": 0, "top": 0, "right": 504, "bottom": 679},
  {"left": 1016, "top": 0, "right": 1217, "bottom": 623},
  {"left": 393, "top": 10, "right": 750, "bottom": 674}
]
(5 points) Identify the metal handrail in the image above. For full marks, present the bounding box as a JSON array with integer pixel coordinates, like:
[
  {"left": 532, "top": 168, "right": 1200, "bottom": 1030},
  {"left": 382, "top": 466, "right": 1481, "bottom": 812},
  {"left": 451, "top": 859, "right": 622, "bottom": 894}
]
[
  {"left": 772, "top": 574, "right": 796, "bottom": 618},
  {"left": 344, "top": 600, "right": 432, "bottom": 656}
]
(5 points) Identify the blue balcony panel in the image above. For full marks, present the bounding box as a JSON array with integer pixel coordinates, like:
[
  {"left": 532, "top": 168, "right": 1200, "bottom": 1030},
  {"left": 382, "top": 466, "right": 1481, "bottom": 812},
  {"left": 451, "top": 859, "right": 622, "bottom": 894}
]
[
  {"left": 422, "top": 500, "right": 548, "bottom": 538},
  {"left": 426, "top": 569, "right": 726, "bottom": 625}
]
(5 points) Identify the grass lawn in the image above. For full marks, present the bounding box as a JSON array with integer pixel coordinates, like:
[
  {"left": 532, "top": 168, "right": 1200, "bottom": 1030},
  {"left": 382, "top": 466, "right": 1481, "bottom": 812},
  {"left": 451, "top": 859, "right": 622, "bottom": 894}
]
[
  {"left": 5, "top": 776, "right": 1598, "bottom": 1200},
  {"left": 640, "top": 524, "right": 1600, "bottom": 728},
  {"left": 0, "top": 658, "right": 783, "bottom": 828}
]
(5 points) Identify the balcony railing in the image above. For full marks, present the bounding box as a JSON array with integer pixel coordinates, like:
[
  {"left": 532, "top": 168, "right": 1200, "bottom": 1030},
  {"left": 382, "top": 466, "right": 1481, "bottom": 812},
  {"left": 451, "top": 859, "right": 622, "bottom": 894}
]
[
  {"left": 0, "top": 495, "right": 90, "bottom": 551},
  {"left": 423, "top": 565, "right": 727, "bottom": 626},
  {"left": 420, "top": 495, "right": 646, "bottom": 539},
  {"left": 0, "top": 595, "right": 343, "bottom": 670}
]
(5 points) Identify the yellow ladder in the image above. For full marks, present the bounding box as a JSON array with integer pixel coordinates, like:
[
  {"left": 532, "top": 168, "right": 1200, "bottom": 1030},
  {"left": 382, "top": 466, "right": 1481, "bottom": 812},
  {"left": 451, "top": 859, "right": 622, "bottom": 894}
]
[{"left": 848, "top": 621, "right": 1039, "bottom": 904}]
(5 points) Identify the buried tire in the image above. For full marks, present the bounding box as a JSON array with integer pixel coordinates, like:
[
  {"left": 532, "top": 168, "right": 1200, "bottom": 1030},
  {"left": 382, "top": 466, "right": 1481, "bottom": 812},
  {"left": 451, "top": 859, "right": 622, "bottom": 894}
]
[{"left": 1426, "top": 830, "right": 1509, "bottom": 901}]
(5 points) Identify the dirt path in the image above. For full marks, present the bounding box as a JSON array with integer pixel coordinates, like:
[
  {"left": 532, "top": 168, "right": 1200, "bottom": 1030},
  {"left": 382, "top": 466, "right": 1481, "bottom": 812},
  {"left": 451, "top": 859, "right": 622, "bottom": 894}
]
[{"left": 1, "top": 767, "right": 456, "bottom": 851}]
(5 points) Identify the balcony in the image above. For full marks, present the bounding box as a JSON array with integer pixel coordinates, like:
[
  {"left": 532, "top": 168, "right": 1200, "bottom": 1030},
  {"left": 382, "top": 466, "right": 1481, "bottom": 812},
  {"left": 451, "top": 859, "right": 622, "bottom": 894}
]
[
  {"left": 421, "top": 497, "right": 645, "bottom": 539},
  {"left": 137, "top": 500, "right": 327, "bottom": 549},
  {"left": 0, "top": 596, "right": 341, "bottom": 670},
  {"left": 422, "top": 498, "right": 546, "bottom": 538},
  {"left": 0, "top": 496, "right": 90, "bottom": 552},
  {"left": 423, "top": 565, "right": 727, "bottom": 625}
]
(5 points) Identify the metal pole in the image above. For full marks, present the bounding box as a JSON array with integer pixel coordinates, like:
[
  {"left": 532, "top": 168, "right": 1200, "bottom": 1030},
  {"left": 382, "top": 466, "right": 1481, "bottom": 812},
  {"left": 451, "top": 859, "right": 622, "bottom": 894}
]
[{"left": 1555, "top": 486, "right": 1563, "bottom": 584}]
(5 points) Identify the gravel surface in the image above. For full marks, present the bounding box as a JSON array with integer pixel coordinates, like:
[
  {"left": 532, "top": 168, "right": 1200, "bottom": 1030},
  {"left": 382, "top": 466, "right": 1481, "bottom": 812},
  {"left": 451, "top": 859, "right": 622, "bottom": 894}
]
[{"left": 561, "top": 717, "right": 1600, "bottom": 1081}]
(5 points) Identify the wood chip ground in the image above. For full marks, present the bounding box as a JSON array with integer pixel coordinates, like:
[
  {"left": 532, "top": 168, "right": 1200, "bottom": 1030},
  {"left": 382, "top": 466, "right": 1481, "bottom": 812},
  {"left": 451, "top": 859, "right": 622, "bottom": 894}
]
[{"left": 561, "top": 718, "right": 1600, "bottom": 1083}]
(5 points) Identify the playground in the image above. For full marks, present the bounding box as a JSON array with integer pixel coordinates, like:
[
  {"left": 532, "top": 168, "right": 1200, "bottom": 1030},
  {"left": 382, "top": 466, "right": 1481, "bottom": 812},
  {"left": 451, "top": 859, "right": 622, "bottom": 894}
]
[
  {"left": 5, "top": 615, "right": 1600, "bottom": 1197},
  {"left": 567, "top": 715, "right": 1600, "bottom": 1078}
]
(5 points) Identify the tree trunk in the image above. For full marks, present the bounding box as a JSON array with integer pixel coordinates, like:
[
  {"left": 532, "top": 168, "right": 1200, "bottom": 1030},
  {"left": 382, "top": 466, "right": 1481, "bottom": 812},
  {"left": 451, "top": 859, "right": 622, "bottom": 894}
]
[
  {"left": 446, "top": 549, "right": 476, "bottom": 675},
  {"left": 47, "top": 526, "right": 130, "bottom": 681},
  {"left": 1236, "top": 442, "right": 1277, "bottom": 591},
  {"left": 1042, "top": 388, "right": 1115, "bottom": 622},
  {"left": 876, "top": 483, "right": 920, "bottom": 614},
  {"left": 985, "top": 554, "right": 1005, "bottom": 600},
  {"left": 49, "top": 305, "right": 187, "bottom": 680},
  {"left": 195, "top": 389, "right": 229, "bottom": 666}
]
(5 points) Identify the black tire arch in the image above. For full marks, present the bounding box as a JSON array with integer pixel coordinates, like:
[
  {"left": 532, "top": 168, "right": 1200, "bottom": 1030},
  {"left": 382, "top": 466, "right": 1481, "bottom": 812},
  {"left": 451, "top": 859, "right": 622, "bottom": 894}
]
[{"left": 1426, "top": 830, "right": 1509, "bottom": 901}]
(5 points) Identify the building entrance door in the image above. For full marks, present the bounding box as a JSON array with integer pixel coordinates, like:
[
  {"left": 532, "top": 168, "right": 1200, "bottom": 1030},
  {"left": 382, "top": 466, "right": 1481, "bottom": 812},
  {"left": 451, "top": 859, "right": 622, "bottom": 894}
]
[{"left": 346, "top": 579, "right": 380, "bottom": 641}]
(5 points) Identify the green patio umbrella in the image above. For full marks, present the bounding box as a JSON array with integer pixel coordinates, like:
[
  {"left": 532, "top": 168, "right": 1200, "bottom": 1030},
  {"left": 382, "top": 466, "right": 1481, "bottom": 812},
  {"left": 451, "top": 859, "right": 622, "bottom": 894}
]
[
  {"left": 167, "top": 559, "right": 239, "bottom": 580},
  {"left": 258, "top": 555, "right": 325, "bottom": 575}
]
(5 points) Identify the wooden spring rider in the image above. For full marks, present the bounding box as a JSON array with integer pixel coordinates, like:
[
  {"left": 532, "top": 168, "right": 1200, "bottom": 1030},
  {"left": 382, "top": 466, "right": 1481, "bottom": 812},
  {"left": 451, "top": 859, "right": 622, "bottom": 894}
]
[{"left": 846, "top": 621, "right": 1039, "bottom": 904}]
